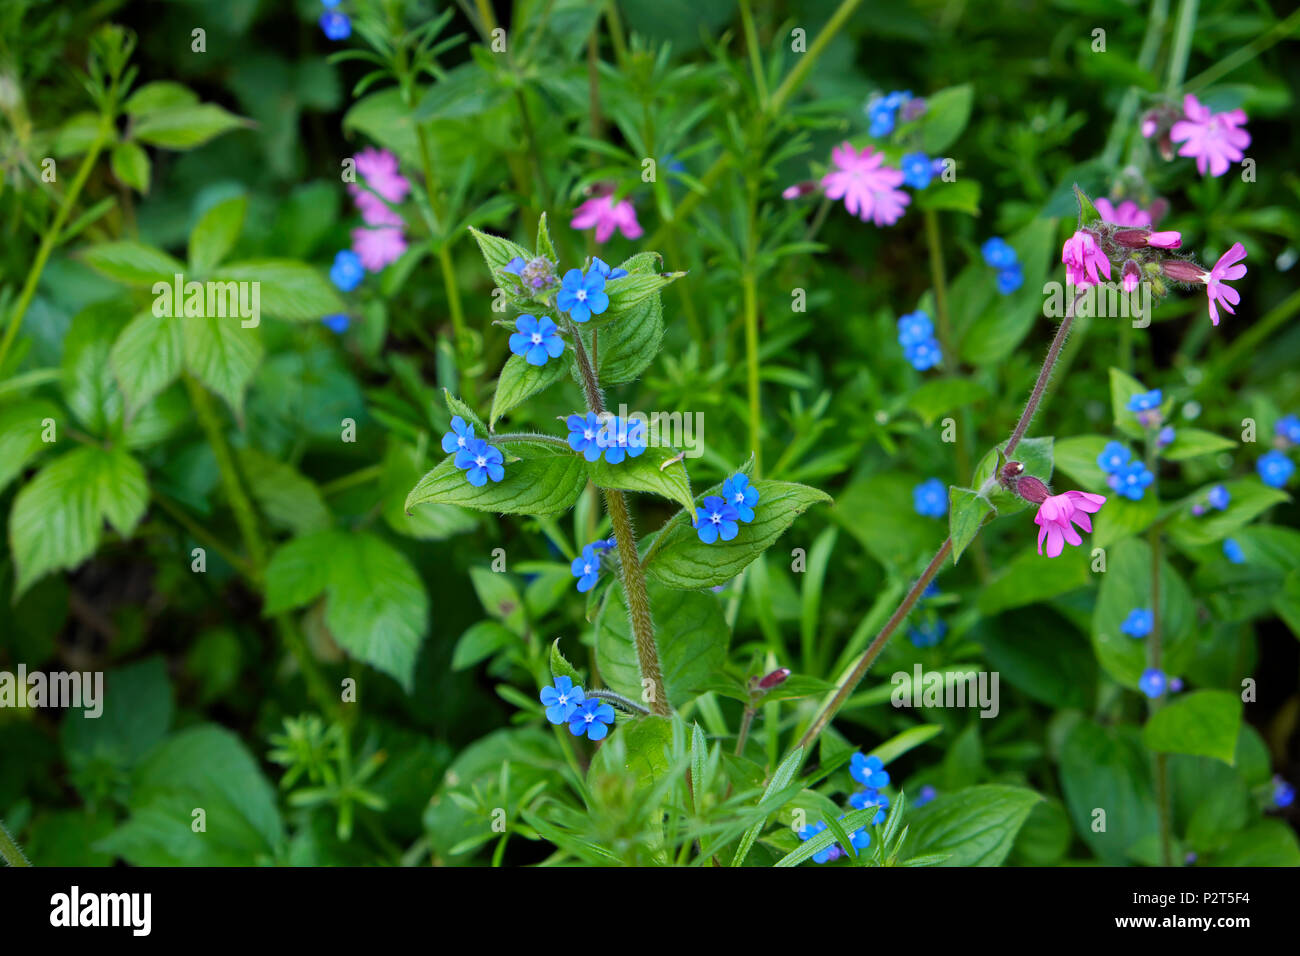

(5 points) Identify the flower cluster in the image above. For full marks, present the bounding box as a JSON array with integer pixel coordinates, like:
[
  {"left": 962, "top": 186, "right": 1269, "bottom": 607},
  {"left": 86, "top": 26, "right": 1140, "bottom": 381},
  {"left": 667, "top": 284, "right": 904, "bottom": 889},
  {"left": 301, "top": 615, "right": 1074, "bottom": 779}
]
[
  {"left": 349, "top": 147, "right": 410, "bottom": 271},
  {"left": 318, "top": 0, "right": 350, "bottom": 41},
  {"left": 1096, "top": 441, "right": 1154, "bottom": 501},
  {"left": 539, "top": 677, "right": 615, "bottom": 740},
  {"left": 897, "top": 310, "right": 941, "bottom": 371},
  {"left": 868, "top": 89, "right": 922, "bottom": 137},
  {"left": 795, "top": 750, "right": 893, "bottom": 864},
  {"left": 912, "top": 477, "right": 948, "bottom": 518},
  {"left": 980, "top": 237, "right": 1023, "bottom": 295},
  {"left": 1142, "top": 94, "right": 1250, "bottom": 178},
  {"left": 570, "top": 537, "right": 616, "bottom": 593},
  {"left": 694, "top": 474, "right": 760, "bottom": 544},
  {"left": 566, "top": 413, "right": 647, "bottom": 464},
  {"left": 570, "top": 190, "right": 643, "bottom": 244},
  {"left": 441, "top": 416, "right": 506, "bottom": 487}
]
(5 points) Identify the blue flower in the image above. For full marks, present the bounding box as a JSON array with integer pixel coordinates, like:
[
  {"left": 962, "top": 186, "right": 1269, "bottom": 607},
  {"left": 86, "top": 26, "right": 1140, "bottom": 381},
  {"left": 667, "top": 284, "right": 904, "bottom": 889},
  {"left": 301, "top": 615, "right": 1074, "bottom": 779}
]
[
  {"left": 1127, "top": 389, "right": 1162, "bottom": 413},
  {"left": 896, "top": 310, "right": 933, "bottom": 346},
  {"left": 1168, "top": 677, "right": 1183, "bottom": 692},
  {"left": 540, "top": 676, "right": 585, "bottom": 724},
  {"left": 722, "top": 473, "right": 759, "bottom": 522},
  {"left": 995, "top": 265, "right": 1023, "bottom": 295},
  {"left": 900, "top": 152, "right": 933, "bottom": 189},
  {"left": 847, "top": 825, "right": 872, "bottom": 852},
  {"left": 904, "top": 337, "right": 943, "bottom": 371},
  {"left": 322, "top": 313, "right": 349, "bottom": 334},
  {"left": 1097, "top": 441, "right": 1132, "bottom": 474},
  {"left": 1156, "top": 426, "right": 1176, "bottom": 448},
  {"left": 503, "top": 256, "right": 526, "bottom": 275},
  {"left": 568, "top": 698, "right": 616, "bottom": 740},
  {"left": 508, "top": 313, "right": 564, "bottom": 366},
  {"left": 589, "top": 257, "right": 628, "bottom": 281},
  {"left": 1207, "top": 484, "right": 1230, "bottom": 510},
  {"left": 849, "top": 788, "right": 890, "bottom": 825},
  {"left": 329, "top": 250, "right": 364, "bottom": 291},
  {"left": 570, "top": 543, "right": 605, "bottom": 593},
  {"left": 1121, "top": 608, "right": 1153, "bottom": 638},
  {"left": 981, "top": 237, "right": 1018, "bottom": 270},
  {"left": 908, "top": 618, "right": 947, "bottom": 647},
  {"left": 913, "top": 478, "right": 948, "bottom": 518},
  {"left": 884, "top": 89, "right": 912, "bottom": 110},
  {"left": 1256, "top": 449, "right": 1295, "bottom": 488},
  {"left": 914, "top": 784, "right": 937, "bottom": 807},
  {"left": 1223, "top": 538, "right": 1245, "bottom": 564},
  {"left": 321, "top": 0, "right": 341, "bottom": 6},
  {"left": 868, "top": 101, "right": 896, "bottom": 137},
  {"left": 597, "top": 416, "right": 648, "bottom": 464},
  {"left": 1275, "top": 778, "right": 1296, "bottom": 809},
  {"left": 796, "top": 821, "right": 840, "bottom": 864},
  {"left": 1139, "top": 668, "right": 1167, "bottom": 699},
  {"left": 1276, "top": 415, "right": 1300, "bottom": 445},
  {"left": 455, "top": 438, "right": 505, "bottom": 487},
  {"left": 850, "top": 752, "right": 890, "bottom": 789},
  {"left": 319, "top": 11, "right": 351, "bottom": 41},
  {"left": 1108, "top": 461, "right": 1154, "bottom": 501},
  {"left": 441, "top": 415, "right": 475, "bottom": 455},
  {"left": 922, "top": 580, "right": 940, "bottom": 598},
  {"left": 556, "top": 267, "right": 609, "bottom": 322},
  {"left": 695, "top": 495, "right": 740, "bottom": 544},
  {"left": 566, "top": 412, "right": 604, "bottom": 462}
]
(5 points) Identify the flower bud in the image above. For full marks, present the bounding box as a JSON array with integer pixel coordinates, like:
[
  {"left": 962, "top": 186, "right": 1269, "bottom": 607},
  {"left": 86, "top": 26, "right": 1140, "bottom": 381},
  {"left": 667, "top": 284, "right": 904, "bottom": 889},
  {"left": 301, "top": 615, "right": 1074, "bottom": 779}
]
[
  {"left": 782, "top": 181, "right": 817, "bottom": 200},
  {"left": 1013, "top": 474, "right": 1051, "bottom": 504},
  {"left": 1115, "top": 229, "right": 1182, "bottom": 250},
  {"left": 1122, "top": 260, "right": 1141, "bottom": 293},
  {"left": 757, "top": 667, "right": 791, "bottom": 690},
  {"left": 1160, "top": 259, "right": 1206, "bottom": 283}
]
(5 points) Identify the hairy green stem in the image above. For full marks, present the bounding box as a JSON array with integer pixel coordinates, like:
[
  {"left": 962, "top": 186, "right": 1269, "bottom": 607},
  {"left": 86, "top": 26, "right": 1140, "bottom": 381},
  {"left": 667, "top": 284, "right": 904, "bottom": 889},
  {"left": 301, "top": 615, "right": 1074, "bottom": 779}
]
[
  {"left": 0, "top": 820, "right": 31, "bottom": 866},
  {"left": 585, "top": 687, "right": 652, "bottom": 716},
  {"left": 564, "top": 318, "right": 669, "bottom": 715},
  {"left": 0, "top": 119, "right": 110, "bottom": 372}
]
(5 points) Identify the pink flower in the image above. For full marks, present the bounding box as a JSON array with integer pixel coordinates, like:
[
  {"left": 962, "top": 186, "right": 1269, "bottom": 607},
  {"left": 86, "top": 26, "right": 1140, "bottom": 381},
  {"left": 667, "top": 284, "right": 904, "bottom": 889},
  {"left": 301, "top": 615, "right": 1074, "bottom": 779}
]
[
  {"left": 353, "top": 147, "right": 411, "bottom": 203},
  {"left": 1094, "top": 198, "right": 1151, "bottom": 227},
  {"left": 1122, "top": 260, "right": 1141, "bottom": 293},
  {"left": 350, "top": 187, "right": 404, "bottom": 227},
  {"left": 351, "top": 226, "right": 407, "bottom": 271},
  {"left": 570, "top": 195, "right": 643, "bottom": 243},
  {"left": 1204, "top": 241, "right": 1247, "bottom": 326},
  {"left": 1062, "top": 230, "right": 1112, "bottom": 287},
  {"left": 1034, "top": 491, "right": 1106, "bottom": 558},
  {"left": 1114, "top": 228, "right": 1181, "bottom": 250},
  {"left": 1146, "top": 230, "right": 1181, "bottom": 248},
  {"left": 820, "top": 142, "right": 907, "bottom": 224},
  {"left": 1169, "top": 94, "right": 1250, "bottom": 178}
]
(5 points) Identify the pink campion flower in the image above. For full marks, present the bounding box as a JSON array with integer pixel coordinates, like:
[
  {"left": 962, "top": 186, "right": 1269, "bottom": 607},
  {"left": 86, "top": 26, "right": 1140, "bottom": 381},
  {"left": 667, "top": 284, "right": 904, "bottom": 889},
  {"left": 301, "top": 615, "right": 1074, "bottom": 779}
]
[
  {"left": 1122, "top": 260, "right": 1141, "bottom": 293},
  {"left": 1062, "top": 230, "right": 1111, "bottom": 287},
  {"left": 1169, "top": 94, "right": 1250, "bottom": 178},
  {"left": 570, "top": 195, "right": 643, "bottom": 243},
  {"left": 1034, "top": 491, "right": 1106, "bottom": 558},
  {"left": 350, "top": 187, "right": 404, "bottom": 228},
  {"left": 351, "top": 226, "right": 407, "bottom": 271},
  {"left": 1094, "top": 198, "right": 1151, "bottom": 227},
  {"left": 353, "top": 147, "right": 411, "bottom": 203},
  {"left": 820, "top": 142, "right": 906, "bottom": 224},
  {"left": 1204, "top": 242, "right": 1247, "bottom": 326}
]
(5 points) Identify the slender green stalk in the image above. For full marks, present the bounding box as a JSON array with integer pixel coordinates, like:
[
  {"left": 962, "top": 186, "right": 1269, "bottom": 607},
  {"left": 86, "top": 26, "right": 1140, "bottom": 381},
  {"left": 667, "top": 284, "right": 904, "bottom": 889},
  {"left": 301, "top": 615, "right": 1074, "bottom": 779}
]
[
  {"left": 0, "top": 820, "right": 31, "bottom": 866},
  {"left": 1164, "top": 0, "right": 1200, "bottom": 94},
  {"left": 153, "top": 491, "right": 255, "bottom": 579},
  {"left": 321, "top": 464, "right": 384, "bottom": 496},
  {"left": 564, "top": 318, "right": 669, "bottom": 715},
  {"left": 1100, "top": 0, "right": 1168, "bottom": 168},
  {"left": 1185, "top": 8, "right": 1300, "bottom": 91},
  {"left": 0, "top": 119, "right": 110, "bottom": 372},
  {"left": 738, "top": 0, "right": 769, "bottom": 108},
  {"left": 742, "top": 268, "right": 762, "bottom": 474},
  {"left": 1148, "top": 521, "right": 1173, "bottom": 866}
]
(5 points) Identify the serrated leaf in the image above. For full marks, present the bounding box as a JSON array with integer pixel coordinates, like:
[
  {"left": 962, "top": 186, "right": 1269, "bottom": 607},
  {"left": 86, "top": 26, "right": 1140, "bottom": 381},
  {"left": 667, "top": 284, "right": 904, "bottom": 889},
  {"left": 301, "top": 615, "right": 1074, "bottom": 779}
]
[
  {"left": 645, "top": 478, "right": 832, "bottom": 590},
  {"left": 237, "top": 447, "right": 331, "bottom": 536},
  {"left": 61, "top": 301, "right": 127, "bottom": 435},
  {"left": 0, "top": 399, "right": 60, "bottom": 492},
  {"left": 587, "top": 445, "right": 694, "bottom": 515},
  {"left": 549, "top": 638, "right": 584, "bottom": 686},
  {"left": 263, "top": 531, "right": 429, "bottom": 691},
  {"left": 490, "top": 353, "right": 570, "bottom": 427},
  {"left": 181, "top": 312, "right": 263, "bottom": 417},
  {"left": 215, "top": 260, "right": 344, "bottom": 321},
  {"left": 405, "top": 449, "right": 587, "bottom": 517},
  {"left": 110, "top": 310, "right": 183, "bottom": 415},
  {"left": 590, "top": 292, "right": 664, "bottom": 385},
  {"left": 189, "top": 196, "right": 247, "bottom": 274},
  {"left": 444, "top": 389, "right": 488, "bottom": 436},
  {"left": 468, "top": 226, "right": 531, "bottom": 280},
  {"left": 81, "top": 242, "right": 184, "bottom": 286},
  {"left": 535, "top": 212, "right": 557, "bottom": 261}
]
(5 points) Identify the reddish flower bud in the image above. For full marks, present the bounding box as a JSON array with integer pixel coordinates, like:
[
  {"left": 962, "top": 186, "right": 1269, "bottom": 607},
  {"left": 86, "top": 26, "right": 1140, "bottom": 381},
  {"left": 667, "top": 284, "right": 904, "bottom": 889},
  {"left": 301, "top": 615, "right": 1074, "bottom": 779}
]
[
  {"left": 1161, "top": 259, "right": 1207, "bottom": 283},
  {"left": 1014, "top": 475, "right": 1051, "bottom": 504},
  {"left": 1115, "top": 229, "right": 1182, "bottom": 250},
  {"left": 757, "top": 667, "right": 791, "bottom": 690}
]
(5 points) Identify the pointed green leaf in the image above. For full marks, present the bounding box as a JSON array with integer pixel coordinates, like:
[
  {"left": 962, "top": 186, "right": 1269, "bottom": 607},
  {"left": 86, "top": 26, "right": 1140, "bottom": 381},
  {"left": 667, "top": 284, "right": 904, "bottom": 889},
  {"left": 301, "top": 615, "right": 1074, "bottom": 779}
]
[
  {"left": 490, "top": 354, "right": 570, "bottom": 427},
  {"left": 405, "top": 448, "right": 587, "bottom": 517},
  {"left": 587, "top": 445, "right": 694, "bottom": 516},
  {"left": 189, "top": 195, "right": 248, "bottom": 274},
  {"left": 948, "top": 486, "right": 993, "bottom": 564},
  {"left": 110, "top": 310, "right": 183, "bottom": 415}
]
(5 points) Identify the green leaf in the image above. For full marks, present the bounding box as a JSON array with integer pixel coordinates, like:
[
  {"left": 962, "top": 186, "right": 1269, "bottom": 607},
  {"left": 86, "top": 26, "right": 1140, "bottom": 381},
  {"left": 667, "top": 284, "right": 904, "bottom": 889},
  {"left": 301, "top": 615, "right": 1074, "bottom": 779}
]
[
  {"left": 413, "top": 62, "right": 505, "bottom": 121},
  {"left": 919, "top": 84, "right": 973, "bottom": 153},
  {"left": 216, "top": 260, "right": 345, "bottom": 321},
  {"left": 587, "top": 445, "right": 694, "bottom": 516},
  {"left": 110, "top": 141, "right": 151, "bottom": 193},
  {"left": 774, "top": 806, "right": 877, "bottom": 867},
  {"left": 124, "top": 81, "right": 199, "bottom": 116},
  {"left": 600, "top": 271, "right": 683, "bottom": 319},
  {"left": 96, "top": 725, "right": 283, "bottom": 866},
  {"left": 1093, "top": 536, "right": 1195, "bottom": 688},
  {"left": 9, "top": 446, "right": 148, "bottom": 597},
  {"left": 380, "top": 441, "right": 478, "bottom": 541},
  {"left": 236, "top": 447, "right": 331, "bottom": 536},
  {"left": 1091, "top": 493, "right": 1159, "bottom": 549},
  {"left": 452, "top": 621, "right": 517, "bottom": 671},
  {"left": 1052, "top": 434, "right": 1111, "bottom": 491},
  {"left": 535, "top": 212, "right": 557, "bottom": 261},
  {"left": 468, "top": 226, "right": 532, "bottom": 280},
  {"left": 490, "top": 353, "right": 570, "bottom": 427},
  {"left": 586, "top": 716, "right": 676, "bottom": 793},
  {"left": 263, "top": 531, "right": 429, "bottom": 691},
  {"left": 590, "top": 292, "right": 664, "bottom": 385},
  {"left": 907, "top": 377, "right": 990, "bottom": 426},
  {"left": 60, "top": 301, "right": 126, "bottom": 435},
  {"left": 81, "top": 241, "right": 184, "bottom": 286},
  {"left": 0, "top": 399, "right": 60, "bottom": 493},
  {"left": 977, "top": 543, "right": 1092, "bottom": 616},
  {"left": 1074, "top": 183, "right": 1102, "bottom": 229},
  {"left": 405, "top": 447, "right": 587, "bottom": 517},
  {"left": 1059, "top": 720, "right": 1158, "bottom": 863},
  {"left": 971, "top": 436, "right": 1053, "bottom": 517},
  {"left": 549, "top": 638, "right": 584, "bottom": 686},
  {"left": 596, "top": 582, "right": 728, "bottom": 708},
  {"left": 132, "top": 103, "right": 247, "bottom": 150},
  {"left": 110, "top": 310, "right": 183, "bottom": 415},
  {"left": 645, "top": 478, "right": 832, "bottom": 590},
  {"left": 60, "top": 657, "right": 173, "bottom": 777},
  {"left": 1142, "top": 691, "right": 1242, "bottom": 765},
  {"left": 1161, "top": 427, "right": 1235, "bottom": 461},
  {"left": 1168, "top": 479, "right": 1289, "bottom": 548},
  {"left": 1208, "top": 820, "right": 1300, "bottom": 866},
  {"left": 1108, "top": 366, "right": 1156, "bottom": 439},
  {"left": 948, "top": 486, "right": 993, "bottom": 564},
  {"left": 908, "top": 785, "right": 1041, "bottom": 866},
  {"left": 915, "top": 179, "right": 981, "bottom": 216},
  {"left": 189, "top": 195, "right": 247, "bottom": 274},
  {"left": 868, "top": 724, "right": 943, "bottom": 766},
  {"left": 731, "top": 747, "right": 804, "bottom": 866},
  {"left": 182, "top": 311, "right": 263, "bottom": 417}
]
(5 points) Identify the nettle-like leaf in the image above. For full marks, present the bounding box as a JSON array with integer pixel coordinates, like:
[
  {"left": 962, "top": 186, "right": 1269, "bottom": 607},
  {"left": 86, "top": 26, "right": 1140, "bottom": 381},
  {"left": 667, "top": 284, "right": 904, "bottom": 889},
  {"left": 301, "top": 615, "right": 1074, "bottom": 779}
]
[
  {"left": 9, "top": 445, "right": 148, "bottom": 597},
  {"left": 263, "top": 531, "right": 429, "bottom": 691},
  {"left": 110, "top": 309, "right": 183, "bottom": 416},
  {"left": 405, "top": 443, "right": 586, "bottom": 518},
  {"left": 444, "top": 388, "right": 487, "bottom": 435},
  {"left": 215, "top": 261, "right": 345, "bottom": 321},
  {"left": 81, "top": 241, "right": 184, "bottom": 286},
  {"left": 596, "top": 582, "right": 728, "bottom": 707},
  {"left": 468, "top": 226, "right": 532, "bottom": 283},
  {"left": 182, "top": 311, "right": 263, "bottom": 418},
  {"left": 62, "top": 301, "right": 128, "bottom": 435},
  {"left": 586, "top": 445, "right": 694, "bottom": 516},
  {"left": 1142, "top": 690, "right": 1243, "bottom": 765},
  {"left": 189, "top": 195, "right": 248, "bottom": 275},
  {"left": 586, "top": 291, "right": 664, "bottom": 385},
  {"left": 0, "top": 398, "right": 60, "bottom": 493},
  {"left": 490, "top": 354, "right": 570, "bottom": 427},
  {"left": 645, "top": 478, "right": 832, "bottom": 590}
]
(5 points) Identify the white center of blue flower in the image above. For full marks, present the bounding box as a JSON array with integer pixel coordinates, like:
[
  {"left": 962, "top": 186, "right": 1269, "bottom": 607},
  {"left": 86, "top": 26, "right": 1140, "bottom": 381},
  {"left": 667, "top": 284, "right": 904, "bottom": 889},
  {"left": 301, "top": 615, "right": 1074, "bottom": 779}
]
[
  {"left": 583, "top": 562, "right": 593, "bottom": 575},
  {"left": 710, "top": 513, "right": 721, "bottom": 524},
  {"left": 531, "top": 333, "right": 543, "bottom": 344},
  {"left": 475, "top": 455, "right": 486, "bottom": 467},
  {"left": 584, "top": 429, "right": 593, "bottom": 440},
  {"left": 583, "top": 712, "right": 594, "bottom": 723},
  {"left": 733, "top": 493, "right": 744, "bottom": 504},
  {"left": 557, "top": 693, "right": 568, "bottom": 705},
  {"left": 576, "top": 289, "right": 587, "bottom": 302},
  {"left": 458, "top": 436, "right": 467, "bottom": 447}
]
